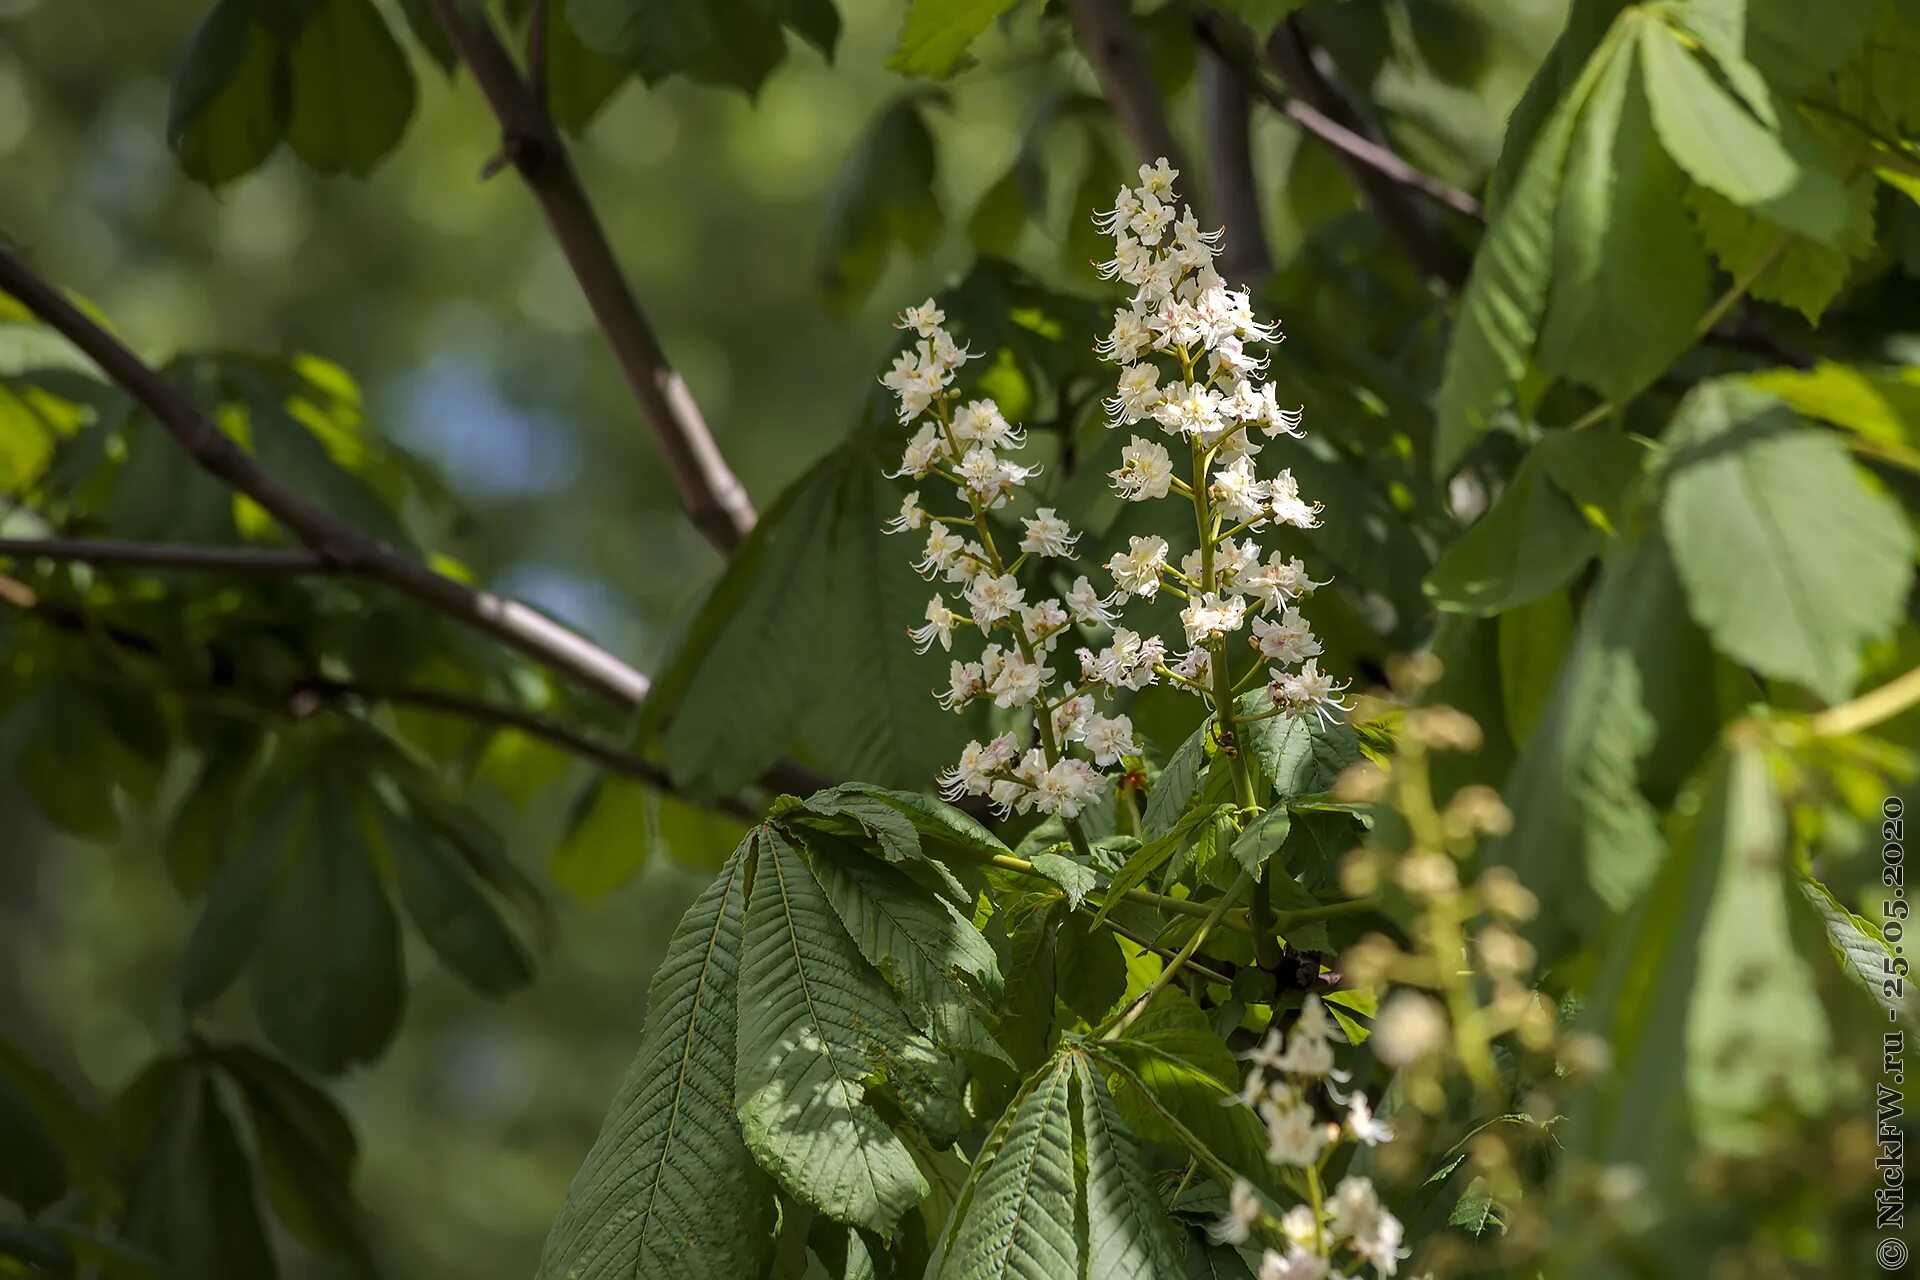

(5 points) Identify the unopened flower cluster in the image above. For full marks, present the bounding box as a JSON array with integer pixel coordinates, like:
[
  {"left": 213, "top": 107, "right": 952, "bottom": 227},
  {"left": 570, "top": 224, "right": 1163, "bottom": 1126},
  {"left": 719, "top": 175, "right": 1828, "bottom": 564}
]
[
  {"left": 1211, "top": 996, "right": 1410, "bottom": 1278},
  {"left": 882, "top": 159, "right": 1348, "bottom": 822}
]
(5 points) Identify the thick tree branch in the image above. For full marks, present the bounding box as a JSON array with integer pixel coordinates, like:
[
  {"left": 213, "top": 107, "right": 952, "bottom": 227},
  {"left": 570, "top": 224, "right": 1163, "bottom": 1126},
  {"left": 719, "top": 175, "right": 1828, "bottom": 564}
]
[
  {"left": 0, "top": 247, "right": 655, "bottom": 706},
  {"left": 421, "top": 0, "right": 755, "bottom": 553},
  {"left": 1063, "top": 0, "right": 1190, "bottom": 188},
  {"left": 1261, "top": 17, "right": 1473, "bottom": 286},
  {"left": 1198, "top": 45, "right": 1272, "bottom": 288}
]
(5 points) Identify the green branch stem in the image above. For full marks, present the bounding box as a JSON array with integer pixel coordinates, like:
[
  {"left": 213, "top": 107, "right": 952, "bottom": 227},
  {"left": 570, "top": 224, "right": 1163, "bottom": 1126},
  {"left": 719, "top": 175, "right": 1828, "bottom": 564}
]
[
  {"left": 1100, "top": 868, "right": 1257, "bottom": 1039},
  {"left": 1808, "top": 663, "right": 1920, "bottom": 738}
]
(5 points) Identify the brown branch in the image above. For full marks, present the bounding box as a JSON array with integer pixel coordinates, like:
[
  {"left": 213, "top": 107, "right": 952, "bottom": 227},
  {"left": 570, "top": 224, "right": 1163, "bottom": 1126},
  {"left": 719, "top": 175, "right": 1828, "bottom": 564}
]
[
  {"left": 420, "top": 0, "right": 756, "bottom": 554},
  {"left": 1063, "top": 0, "right": 1191, "bottom": 191},
  {"left": 1261, "top": 17, "right": 1473, "bottom": 285},
  {"left": 0, "top": 246, "right": 659, "bottom": 707},
  {"left": 293, "top": 678, "right": 761, "bottom": 822},
  {"left": 526, "top": 0, "right": 551, "bottom": 113},
  {"left": 0, "top": 536, "right": 338, "bottom": 576},
  {"left": 0, "top": 571, "right": 803, "bottom": 818},
  {"left": 1193, "top": 12, "right": 1485, "bottom": 229},
  {"left": 1198, "top": 45, "right": 1272, "bottom": 287}
]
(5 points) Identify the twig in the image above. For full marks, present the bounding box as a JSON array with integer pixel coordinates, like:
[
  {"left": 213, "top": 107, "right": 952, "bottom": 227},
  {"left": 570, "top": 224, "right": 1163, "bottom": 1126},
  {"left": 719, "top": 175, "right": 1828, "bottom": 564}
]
[
  {"left": 1261, "top": 16, "right": 1472, "bottom": 285},
  {"left": 420, "top": 0, "right": 756, "bottom": 553},
  {"left": 1193, "top": 11, "right": 1486, "bottom": 229},
  {"left": 1062, "top": 0, "right": 1190, "bottom": 191},
  {"left": 0, "top": 536, "right": 337, "bottom": 576},
  {"left": 1101, "top": 868, "right": 1255, "bottom": 1039},
  {"left": 0, "top": 247, "right": 655, "bottom": 707},
  {"left": 1809, "top": 664, "right": 1920, "bottom": 738},
  {"left": 1198, "top": 43, "right": 1272, "bottom": 287},
  {"left": 295, "top": 678, "right": 760, "bottom": 821}
]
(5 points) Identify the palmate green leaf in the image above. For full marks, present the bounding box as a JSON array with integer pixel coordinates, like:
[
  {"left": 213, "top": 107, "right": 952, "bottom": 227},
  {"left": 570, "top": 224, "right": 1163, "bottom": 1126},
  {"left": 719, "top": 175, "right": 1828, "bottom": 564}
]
[
  {"left": 1745, "top": 361, "right": 1920, "bottom": 472},
  {"left": 1434, "top": 33, "right": 1594, "bottom": 471},
  {"left": 1237, "top": 695, "right": 1361, "bottom": 801},
  {"left": 1142, "top": 717, "right": 1211, "bottom": 840},
  {"left": 0, "top": 1037, "right": 116, "bottom": 1206},
  {"left": 818, "top": 97, "right": 943, "bottom": 311},
  {"left": 1496, "top": 589, "right": 1576, "bottom": 746},
  {"left": 542, "top": 0, "right": 632, "bottom": 134},
  {"left": 1424, "top": 451, "right": 1598, "bottom": 616},
  {"left": 1228, "top": 803, "right": 1291, "bottom": 876},
  {"left": 660, "top": 440, "right": 971, "bottom": 797},
  {"left": 802, "top": 832, "right": 1006, "bottom": 1061},
  {"left": 118, "top": 1065, "right": 275, "bottom": 1280},
  {"left": 991, "top": 896, "right": 1061, "bottom": 1073},
  {"left": 251, "top": 781, "right": 404, "bottom": 1074},
  {"left": 1685, "top": 179, "right": 1878, "bottom": 324},
  {"left": 1534, "top": 29, "right": 1710, "bottom": 401},
  {"left": 218, "top": 1046, "right": 374, "bottom": 1273},
  {"left": 932, "top": 1054, "right": 1079, "bottom": 1280},
  {"left": 1569, "top": 744, "right": 1836, "bottom": 1210},
  {"left": 1029, "top": 852, "right": 1100, "bottom": 910},
  {"left": 378, "top": 792, "right": 533, "bottom": 999},
  {"left": 1683, "top": 749, "right": 1837, "bottom": 1154},
  {"left": 1638, "top": 18, "right": 1853, "bottom": 243},
  {"left": 801, "top": 781, "right": 1010, "bottom": 863},
  {"left": 1492, "top": 534, "right": 1725, "bottom": 962},
  {"left": 284, "top": 0, "right": 417, "bottom": 176},
  {"left": 1661, "top": 381, "right": 1915, "bottom": 702},
  {"left": 736, "top": 828, "right": 946, "bottom": 1236},
  {"left": 536, "top": 844, "right": 777, "bottom": 1280},
  {"left": 1091, "top": 803, "right": 1228, "bottom": 928},
  {"left": 1679, "top": 0, "right": 1880, "bottom": 92},
  {"left": 1801, "top": 874, "right": 1917, "bottom": 1023},
  {"left": 1074, "top": 1055, "right": 1185, "bottom": 1280},
  {"left": 888, "top": 0, "right": 1020, "bottom": 79},
  {"left": 166, "top": 0, "right": 287, "bottom": 187}
]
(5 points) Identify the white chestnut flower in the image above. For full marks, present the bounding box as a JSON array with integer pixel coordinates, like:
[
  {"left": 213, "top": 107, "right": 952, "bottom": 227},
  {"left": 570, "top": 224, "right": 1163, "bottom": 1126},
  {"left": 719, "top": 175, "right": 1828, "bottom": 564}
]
[
  {"left": 908, "top": 595, "right": 962, "bottom": 654},
  {"left": 1250, "top": 609, "right": 1321, "bottom": 665},
  {"left": 1110, "top": 436, "right": 1174, "bottom": 501},
  {"left": 1081, "top": 713, "right": 1137, "bottom": 766},
  {"left": 1019, "top": 508, "right": 1078, "bottom": 558},
  {"left": 1107, "top": 535, "right": 1169, "bottom": 599},
  {"left": 965, "top": 573, "right": 1026, "bottom": 627}
]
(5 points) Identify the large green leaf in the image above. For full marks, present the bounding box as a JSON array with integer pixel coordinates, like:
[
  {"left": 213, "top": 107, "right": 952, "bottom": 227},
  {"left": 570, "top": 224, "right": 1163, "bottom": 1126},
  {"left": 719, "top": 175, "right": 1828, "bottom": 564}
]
[
  {"left": 735, "top": 829, "right": 934, "bottom": 1236},
  {"left": 1073, "top": 1055, "right": 1185, "bottom": 1279},
  {"left": 251, "top": 783, "right": 404, "bottom": 1074},
  {"left": 1686, "top": 178, "right": 1878, "bottom": 324},
  {"left": 1535, "top": 32, "right": 1710, "bottom": 400},
  {"left": 803, "top": 833, "right": 1005, "bottom": 1060},
  {"left": 536, "top": 845, "right": 777, "bottom": 1280},
  {"left": 818, "top": 97, "right": 943, "bottom": 311},
  {"left": 166, "top": 0, "right": 288, "bottom": 186},
  {"left": 283, "top": 0, "right": 418, "bottom": 177},
  {"left": 888, "top": 0, "right": 1020, "bottom": 79},
  {"left": 1745, "top": 361, "right": 1920, "bottom": 473},
  {"left": 932, "top": 1054, "right": 1079, "bottom": 1280},
  {"left": 1424, "top": 451, "right": 1598, "bottom": 616},
  {"left": 660, "top": 439, "right": 971, "bottom": 796},
  {"left": 1492, "top": 535, "right": 1725, "bottom": 961},
  {"left": 1142, "top": 717, "right": 1211, "bottom": 840},
  {"left": 1661, "top": 381, "right": 1915, "bottom": 702},
  {"left": 1434, "top": 35, "right": 1595, "bottom": 471},
  {"left": 1238, "top": 695, "right": 1362, "bottom": 800},
  {"left": 218, "top": 1046, "right": 373, "bottom": 1271},
  {"left": 380, "top": 793, "right": 533, "bottom": 998},
  {"left": 1567, "top": 743, "right": 1836, "bottom": 1222},
  {"left": 1638, "top": 19, "right": 1852, "bottom": 242},
  {"left": 119, "top": 1066, "right": 275, "bottom": 1280},
  {"left": 1685, "top": 747, "right": 1833, "bottom": 1154}
]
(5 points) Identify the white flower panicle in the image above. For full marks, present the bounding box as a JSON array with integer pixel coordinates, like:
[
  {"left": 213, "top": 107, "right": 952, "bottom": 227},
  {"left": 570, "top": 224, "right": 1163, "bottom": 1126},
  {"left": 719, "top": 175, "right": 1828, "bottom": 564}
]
[
  {"left": 880, "top": 159, "right": 1347, "bottom": 825},
  {"left": 1216, "top": 996, "right": 1410, "bottom": 1279}
]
